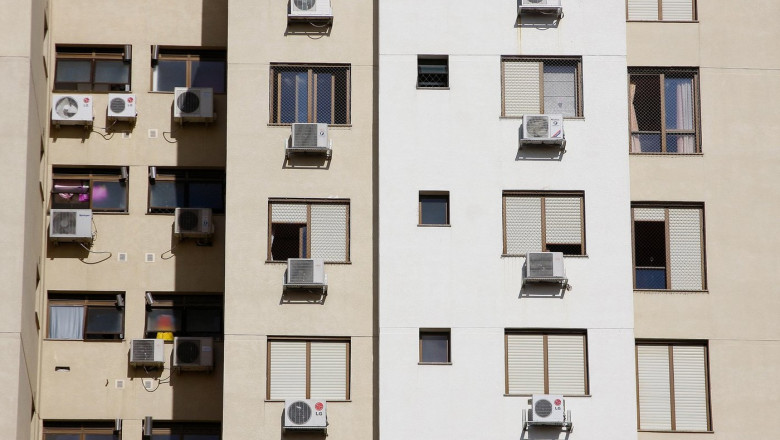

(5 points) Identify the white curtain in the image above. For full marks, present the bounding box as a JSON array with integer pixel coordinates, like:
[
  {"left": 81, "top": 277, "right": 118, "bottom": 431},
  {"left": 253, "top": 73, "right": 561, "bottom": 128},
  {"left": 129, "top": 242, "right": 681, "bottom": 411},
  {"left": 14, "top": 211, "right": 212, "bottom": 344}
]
[
  {"left": 629, "top": 82, "right": 642, "bottom": 152},
  {"left": 49, "top": 306, "right": 84, "bottom": 339},
  {"left": 675, "top": 79, "right": 695, "bottom": 153}
]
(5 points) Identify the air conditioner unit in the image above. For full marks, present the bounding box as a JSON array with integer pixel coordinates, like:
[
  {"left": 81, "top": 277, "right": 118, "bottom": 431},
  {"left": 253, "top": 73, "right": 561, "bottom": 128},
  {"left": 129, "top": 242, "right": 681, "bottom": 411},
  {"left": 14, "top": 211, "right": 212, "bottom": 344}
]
[
  {"left": 284, "top": 258, "right": 327, "bottom": 288},
  {"left": 129, "top": 339, "right": 165, "bottom": 367},
  {"left": 174, "top": 208, "right": 214, "bottom": 238},
  {"left": 530, "top": 394, "right": 566, "bottom": 425},
  {"left": 51, "top": 94, "right": 93, "bottom": 126},
  {"left": 521, "top": 114, "right": 565, "bottom": 146},
  {"left": 173, "top": 87, "right": 214, "bottom": 123},
  {"left": 49, "top": 209, "right": 93, "bottom": 242},
  {"left": 107, "top": 93, "right": 137, "bottom": 121},
  {"left": 524, "top": 252, "right": 566, "bottom": 283},
  {"left": 288, "top": 0, "right": 332, "bottom": 21},
  {"left": 284, "top": 399, "right": 327, "bottom": 430},
  {"left": 288, "top": 123, "right": 330, "bottom": 155},
  {"left": 173, "top": 337, "right": 214, "bottom": 371},
  {"left": 518, "top": 0, "right": 563, "bottom": 17}
]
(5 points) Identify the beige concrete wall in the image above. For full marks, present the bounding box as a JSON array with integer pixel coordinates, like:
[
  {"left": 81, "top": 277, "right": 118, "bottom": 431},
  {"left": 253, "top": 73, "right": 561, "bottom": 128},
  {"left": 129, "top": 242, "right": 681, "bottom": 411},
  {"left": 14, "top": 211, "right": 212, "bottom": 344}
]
[
  {"left": 223, "top": 0, "right": 376, "bottom": 438},
  {"left": 628, "top": 2, "right": 780, "bottom": 439}
]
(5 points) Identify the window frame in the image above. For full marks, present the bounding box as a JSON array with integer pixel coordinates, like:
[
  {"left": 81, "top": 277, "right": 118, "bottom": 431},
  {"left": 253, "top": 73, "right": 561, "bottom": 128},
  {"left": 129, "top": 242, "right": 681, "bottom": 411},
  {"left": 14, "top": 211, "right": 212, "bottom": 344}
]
[
  {"left": 54, "top": 45, "right": 131, "bottom": 92},
  {"left": 501, "top": 56, "right": 584, "bottom": 118},
  {"left": 635, "top": 340, "right": 711, "bottom": 432},
  {"left": 502, "top": 190, "right": 586, "bottom": 256},
  {"left": 626, "top": 0, "right": 698, "bottom": 22},
  {"left": 144, "top": 293, "right": 224, "bottom": 340},
  {"left": 419, "top": 329, "right": 451, "bottom": 364},
  {"left": 628, "top": 68, "right": 701, "bottom": 154},
  {"left": 147, "top": 168, "right": 226, "bottom": 214},
  {"left": 52, "top": 167, "right": 128, "bottom": 213},
  {"left": 631, "top": 202, "right": 707, "bottom": 290},
  {"left": 150, "top": 422, "right": 221, "bottom": 439},
  {"left": 266, "top": 337, "right": 351, "bottom": 401},
  {"left": 417, "top": 55, "right": 449, "bottom": 89},
  {"left": 46, "top": 292, "right": 125, "bottom": 341},
  {"left": 267, "top": 198, "right": 351, "bottom": 263},
  {"left": 151, "top": 47, "right": 227, "bottom": 93},
  {"left": 269, "top": 63, "right": 351, "bottom": 125},
  {"left": 43, "top": 421, "right": 119, "bottom": 440},
  {"left": 505, "top": 330, "right": 589, "bottom": 396},
  {"left": 418, "top": 191, "right": 450, "bottom": 226}
]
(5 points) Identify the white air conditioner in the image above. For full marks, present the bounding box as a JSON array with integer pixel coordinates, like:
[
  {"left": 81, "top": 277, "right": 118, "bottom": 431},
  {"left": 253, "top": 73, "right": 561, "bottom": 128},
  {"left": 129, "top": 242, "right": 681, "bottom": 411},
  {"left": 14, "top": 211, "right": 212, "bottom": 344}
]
[
  {"left": 518, "top": 0, "right": 563, "bottom": 17},
  {"left": 284, "top": 399, "right": 327, "bottom": 430},
  {"left": 173, "top": 337, "right": 214, "bottom": 371},
  {"left": 288, "top": 123, "right": 330, "bottom": 155},
  {"left": 174, "top": 208, "right": 214, "bottom": 238},
  {"left": 288, "top": 0, "right": 332, "bottom": 21},
  {"left": 284, "top": 258, "right": 327, "bottom": 288},
  {"left": 51, "top": 94, "right": 93, "bottom": 126},
  {"left": 530, "top": 394, "right": 566, "bottom": 424},
  {"left": 49, "top": 209, "right": 93, "bottom": 242},
  {"left": 130, "top": 339, "right": 165, "bottom": 367},
  {"left": 524, "top": 252, "right": 566, "bottom": 282},
  {"left": 522, "top": 114, "right": 565, "bottom": 146},
  {"left": 107, "top": 93, "right": 137, "bottom": 121},
  {"left": 173, "top": 87, "right": 214, "bottom": 123}
]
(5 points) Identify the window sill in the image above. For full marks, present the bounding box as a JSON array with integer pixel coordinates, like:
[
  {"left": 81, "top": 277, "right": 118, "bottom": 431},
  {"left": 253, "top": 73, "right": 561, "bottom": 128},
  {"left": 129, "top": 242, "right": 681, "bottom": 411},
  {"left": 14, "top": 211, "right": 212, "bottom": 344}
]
[
  {"left": 634, "top": 289, "right": 709, "bottom": 294},
  {"left": 417, "top": 224, "right": 450, "bottom": 227},
  {"left": 627, "top": 20, "right": 699, "bottom": 23},
  {"left": 268, "top": 123, "right": 352, "bottom": 128},
  {"left": 53, "top": 89, "right": 132, "bottom": 94},
  {"left": 504, "top": 394, "right": 591, "bottom": 397},
  {"left": 629, "top": 152, "right": 703, "bottom": 156},
  {"left": 45, "top": 338, "right": 124, "bottom": 342},
  {"left": 265, "top": 260, "right": 352, "bottom": 265},
  {"left": 638, "top": 430, "right": 713, "bottom": 434},
  {"left": 92, "top": 211, "right": 129, "bottom": 215},
  {"left": 266, "top": 399, "right": 351, "bottom": 403},
  {"left": 148, "top": 90, "right": 227, "bottom": 95},
  {"left": 499, "top": 116, "right": 584, "bottom": 120},
  {"left": 416, "top": 86, "right": 450, "bottom": 90},
  {"left": 502, "top": 254, "right": 588, "bottom": 258},
  {"left": 418, "top": 362, "right": 452, "bottom": 366}
]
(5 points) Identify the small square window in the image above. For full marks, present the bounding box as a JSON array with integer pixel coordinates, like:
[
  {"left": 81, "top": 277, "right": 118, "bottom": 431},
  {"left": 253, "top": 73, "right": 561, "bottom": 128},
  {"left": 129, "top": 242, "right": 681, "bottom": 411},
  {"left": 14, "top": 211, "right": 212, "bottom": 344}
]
[
  {"left": 420, "top": 330, "right": 450, "bottom": 364},
  {"left": 419, "top": 192, "right": 449, "bottom": 226},
  {"left": 417, "top": 56, "right": 448, "bottom": 88}
]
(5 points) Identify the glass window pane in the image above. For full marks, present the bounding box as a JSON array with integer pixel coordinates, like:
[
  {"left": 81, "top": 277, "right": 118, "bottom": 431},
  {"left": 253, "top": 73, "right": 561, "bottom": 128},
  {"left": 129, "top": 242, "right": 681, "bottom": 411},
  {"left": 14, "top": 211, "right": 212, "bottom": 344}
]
[
  {"left": 665, "top": 77, "right": 694, "bottom": 130},
  {"left": 188, "top": 182, "right": 224, "bottom": 210},
  {"left": 666, "top": 134, "right": 696, "bottom": 153},
  {"left": 183, "top": 434, "right": 219, "bottom": 440},
  {"left": 636, "top": 134, "right": 662, "bottom": 153},
  {"left": 316, "top": 73, "right": 333, "bottom": 123},
  {"left": 85, "top": 307, "right": 123, "bottom": 337},
  {"left": 420, "top": 195, "right": 448, "bottom": 225},
  {"left": 94, "top": 60, "right": 129, "bottom": 85},
  {"left": 85, "top": 434, "right": 120, "bottom": 440},
  {"left": 49, "top": 305, "right": 85, "bottom": 340},
  {"left": 150, "top": 181, "right": 184, "bottom": 209},
  {"left": 92, "top": 181, "right": 127, "bottom": 211},
  {"left": 56, "top": 59, "right": 91, "bottom": 83},
  {"left": 154, "top": 60, "right": 187, "bottom": 92},
  {"left": 147, "top": 309, "right": 182, "bottom": 333},
  {"left": 631, "top": 75, "right": 662, "bottom": 131},
  {"left": 52, "top": 179, "right": 90, "bottom": 209},
  {"left": 184, "top": 308, "right": 222, "bottom": 334},
  {"left": 421, "top": 333, "right": 449, "bottom": 363},
  {"left": 280, "top": 71, "right": 309, "bottom": 123},
  {"left": 151, "top": 435, "right": 177, "bottom": 440},
  {"left": 191, "top": 60, "right": 225, "bottom": 93},
  {"left": 543, "top": 64, "right": 577, "bottom": 116},
  {"left": 45, "top": 435, "right": 81, "bottom": 440},
  {"left": 636, "top": 268, "right": 667, "bottom": 289}
]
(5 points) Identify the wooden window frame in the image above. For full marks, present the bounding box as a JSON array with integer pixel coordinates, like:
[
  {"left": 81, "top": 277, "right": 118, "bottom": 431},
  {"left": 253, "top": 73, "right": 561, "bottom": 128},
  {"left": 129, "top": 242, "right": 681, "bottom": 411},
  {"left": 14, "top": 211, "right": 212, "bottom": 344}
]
[
  {"left": 501, "top": 56, "right": 584, "bottom": 118},
  {"left": 504, "top": 330, "right": 589, "bottom": 395},
  {"left": 144, "top": 293, "right": 224, "bottom": 339},
  {"left": 54, "top": 46, "right": 131, "bottom": 92},
  {"left": 419, "top": 329, "right": 451, "bottom": 364},
  {"left": 267, "top": 198, "right": 351, "bottom": 263},
  {"left": 147, "top": 168, "right": 226, "bottom": 214},
  {"left": 266, "top": 337, "right": 351, "bottom": 401},
  {"left": 52, "top": 167, "right": 128, "bottom": 213},
  {"left": 631, "top": 202, "right": 706, "bottom": 290},
  {"left": 43, "top": 422, "right": 118, "bottom": 439},
  {"left": 151, "top": 421, "right": 221, "bottom": 438},
  {"left": 418, "top": 191, "right": 450, "bottom": 226},
  {"left": 46, "top": 292, "right": 125, "bottom": 341},
  {"left": 152, "top": 47, "right": 226, "bottom": 93},
  {"left": 269, "top": 63, "right": 351, "bottom": 125},
  {"left": 626, "top": 0, "right": 698, "bottom": 22},
  {"left": 635, "top": 340, "right": 711, "bottom": 432},
  {"left": 502, "top": 190, "right": 586, "bottom": 256}
]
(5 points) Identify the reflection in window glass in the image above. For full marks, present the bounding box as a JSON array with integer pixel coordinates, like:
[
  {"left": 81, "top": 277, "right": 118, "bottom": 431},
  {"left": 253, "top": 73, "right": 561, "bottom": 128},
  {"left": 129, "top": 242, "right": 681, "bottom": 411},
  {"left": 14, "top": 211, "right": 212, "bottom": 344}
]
[
  {"left": 55, "top": 60, "right": 91, "bottom": 83},
  {"left": 419, "top": 194, "right": 449, "bottom": 225},
  {"left": 91, "top": 181, "right": 127, "bottom": 211},
  {"left": 189, "top": 182, "right": 224, "bottom": 210},
  {"left": 191, "top": 60, "right": 226, "bottom": 93},
  {"left": 146, "top": 309, "right": 182, "bottom": 333},
  {"left": 154, "top": 60, "right": 187, "bottom": 92},
  {"left": 149, "top": 181, "right": 184, "bottom": 210},
  {"left": 420, "top": 331, "right": 450, "bottom": 363},
  {"left": 185, "top": 308, "right": 222, "bottom": 334},
  {"left": 85, "top": 308, "right": 123, "bottom": 338}
]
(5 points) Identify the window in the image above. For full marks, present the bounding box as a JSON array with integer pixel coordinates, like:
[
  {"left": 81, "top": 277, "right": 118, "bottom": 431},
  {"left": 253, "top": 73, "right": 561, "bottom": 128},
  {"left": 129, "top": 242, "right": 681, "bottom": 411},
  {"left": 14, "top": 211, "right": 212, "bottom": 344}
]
[
  {"left": 503, "top": 191, "right": 585, "bottom": 256},
  {"left": 419, "top": 192, "right": 449, "bottom": 226},
  {"left": 417, "top": 56, "right": 448, "bottom": 88},
  {"left": 52, "top": 167, "right": 128, "bottom": 213},
  {"left": 44, "top": 421, "right": 119, "bottom": 440},
  {"left": 502, "top": 57, "right": 583, "bottom": 118},
  {"left": 144, "top": 294, "right": 223, "bottom": 339},
  {"left": 268, "top": 199, "right": 350, "bottom": 262},
  {"left": 151, "top": 422, "right": 221, "bottom": 439},
  {"left": 152, "top": 47, "right": 226, "bottom": 93},
  {"left": 268, "top": 338, "right": 350, "bottom": 400},
  {"left": 627, "top": 0, "right": 696, "bottom": 21},
  {"left": 47, "top": 293, "right": 124, "bottom": 341},
  {"left": 632, "top": 204, "right": 705, "bottom": 290},
  {"left": 505, "top": 331, "right": 588, "bottom": 395},
  {"left": 419, "top": 330, "right": 451, "bottom": 364},
  {"left": 636, "top": 342, "right": 710, "bottom": 431},
  {"left": 148, "top": 168, "right": 225, "bottom": 214},
  {"left": 54, "top": 46, "right": 131, "bottom": 92},
  {"left": 629, "top": 68, "right": 700, "bottom": 153},
  {"left": 270, "top": 64, "right": 350, "bottom": 125}
]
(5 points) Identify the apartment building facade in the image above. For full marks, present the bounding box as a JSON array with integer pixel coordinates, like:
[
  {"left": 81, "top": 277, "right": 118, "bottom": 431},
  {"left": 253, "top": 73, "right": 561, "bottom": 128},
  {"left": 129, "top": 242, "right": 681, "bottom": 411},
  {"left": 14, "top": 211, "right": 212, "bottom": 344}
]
[{"left": 378, "top": 1, "right": 637, "bottom": 439}]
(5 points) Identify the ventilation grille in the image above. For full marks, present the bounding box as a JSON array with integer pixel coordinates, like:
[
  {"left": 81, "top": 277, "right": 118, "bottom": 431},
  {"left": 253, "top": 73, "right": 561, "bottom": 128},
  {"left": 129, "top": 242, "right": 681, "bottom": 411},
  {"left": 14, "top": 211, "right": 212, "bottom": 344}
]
[
  {"left": 525, "top": 116, "right": 550, "bottom": 138},
  {"left": 535, "top": 398, "right": 553, "bottom": 417},
  {"left": 288, "top": 259, "right": 314, "bottom": 284},
  {"left": 287, "top": 401, "right": 313, "bottom": 425},
  {"left": 132, "top": 340, "right": 158, "bottom": 362},
  {"left": 110, "top": 97, "right": 126, "bottom": 114},
  {"left": 176, "top": 91, "right": 201, "bottom": 113},
  {"left": 51, "top": 211, "right": 77, "bottom": 235},
  {"left": 176, "top": 340, "right": 201, "bottom": 364},
  {"left": 293, "top": 124, "right": 319, "bottom": 147},
  {"left": 178, "top": 210, "right": 200, "bottom": 231},
  {"left": 293, "top": 0, "right": 316, "bottom": 11},
  {"left": 55, "top": 97, "right": 79, "bottom": 119},
  {"left": 528, "top": 252, "right": 554, "bottom": 277}
]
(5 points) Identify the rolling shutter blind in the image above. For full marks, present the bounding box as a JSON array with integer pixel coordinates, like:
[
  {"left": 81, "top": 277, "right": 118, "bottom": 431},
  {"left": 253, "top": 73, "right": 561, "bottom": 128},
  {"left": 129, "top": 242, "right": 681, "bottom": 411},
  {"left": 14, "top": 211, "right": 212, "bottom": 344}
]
[
  {"left": 662, "top": 0, "right": 693, "bottom": 20},
  {"left": 503, "top": 61, "right": 541, "bottom": 117},
  {"left": 668, "top": 208, "right": 703, "bottom": 290},
  {"left": 547, "top": 334, "right": 586, "bottom": 395},
  {"left": 272, "top": 203, "right": 307, "bottom": 223},
  {"left": 310, "top": 342, "right": 348, "bottom": 400},
  {"left": 543, "top": 64, "right": 577, "bottom": 117},
  {"left": 506, "top": 334, "right": 544, "bottom": 394},
  {"left": 545, "top": 197, "right": 582, "bottom": 245},
  {"left": 633, "top": 207, "right": 664, "bottom": 221},
  {"left": 269, "top": 341, "right": 307, "bottom": 399},
  {"left": 637, "top": 345, "right": 672, "bottom": 430},
  {"left": 628, "top": 0, "right": 659, "bottom": 20},
  {"left": 672, "top": 345, "right": 708, "bottom": 430},
  {"left": 505, "top": 196, "right": 542, "bottom": 255},
  {"left": 310, "top": 204, "right": 347, "bottom": 262}
]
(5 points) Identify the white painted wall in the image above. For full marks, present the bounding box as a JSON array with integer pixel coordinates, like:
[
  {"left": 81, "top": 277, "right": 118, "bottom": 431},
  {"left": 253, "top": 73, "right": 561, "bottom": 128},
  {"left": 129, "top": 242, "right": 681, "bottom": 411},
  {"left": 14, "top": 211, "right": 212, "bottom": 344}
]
[{"left": 379, "top": 1, "right": 637, "bottom": 439}]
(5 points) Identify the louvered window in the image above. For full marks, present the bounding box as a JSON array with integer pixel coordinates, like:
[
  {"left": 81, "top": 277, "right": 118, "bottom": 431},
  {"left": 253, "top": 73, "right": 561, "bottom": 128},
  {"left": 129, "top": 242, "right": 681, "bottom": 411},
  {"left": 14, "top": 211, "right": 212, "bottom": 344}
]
[
  {"left": 636, "top": 342, "right": 710, "bottom": 431},
  {"left": 503, "top": 191, "right": 585, "bottom": 256},
  {"left": 502, "top": 57, "right": 582, "bottom": 118},
  {"left": 268, "top": 339, "right": 350, "bottom": 400},
  {"left": 627, "top": 0, "right": 696, "bottom": 21},
  {"left": 269, "top": 199, "right": 350, "bottom": 263},
  {"left": 506, "top": 331, "right": 588, "bottom": 395}
]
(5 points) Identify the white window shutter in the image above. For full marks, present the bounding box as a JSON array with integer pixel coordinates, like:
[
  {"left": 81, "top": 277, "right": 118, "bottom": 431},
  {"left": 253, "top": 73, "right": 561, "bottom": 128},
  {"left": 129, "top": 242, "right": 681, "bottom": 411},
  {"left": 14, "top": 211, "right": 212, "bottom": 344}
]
[
  {"left": 506, "top": 334, "right": 545, "bottom": 394},
  {"left": 269, "top": 341, "right": 307, "bottom": 399},
  {"left": 310, "top": 204, "right": 348, "bottom": 262},
  {"left": 505, "top": 196, "right": 542, "bottom": 255},
  {"left": 545, "top": 197, "right": 582, "bottom": 245},
  {"left": 662, "top": 0, "right": 694, "bottom": 21},
  {"left": 272, "top": 203, "right": 307, "bottom": 223},
  {"left": 633, "top": 207, "right": 664, "bottom": 221},
  {"left": 547, "top": 334, "right": 586, "bottom": 395},
  {"left": 672, "top": 345, "right": 709, "bottom": 431},
  {"left": 628, "top": 0, "right": 659, "bottom": 20},
  {"left": 668, "top": 208, "right": 703, "bottom": 290},
  {"left": 503, "top": 61, "right": 541, "bottom": 117},
  {"left": 637, "top": 345, "right": 672, "bottom": 430},
  {"left": 310, "top": 341, "right": 348, "bottom": 400}
]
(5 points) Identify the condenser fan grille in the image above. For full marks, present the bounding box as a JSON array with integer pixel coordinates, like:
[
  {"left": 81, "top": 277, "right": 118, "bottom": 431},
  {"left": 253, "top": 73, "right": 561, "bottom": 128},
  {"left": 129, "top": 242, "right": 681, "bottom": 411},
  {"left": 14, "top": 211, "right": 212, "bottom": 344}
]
[
  {"left": 178, "top": 210, "right": 200, "bottom": 231},
  {"left": 109, "top": 97, "right": 126, "bottom": 114},
  {"left": 294, "top": 0, "right": 316, "bottom": 10},
  {"left": 293, "top": 124, "right": 319, "bottom": 147},
  {"left": 52, "top": 211, "right": 77, "bottom": 235},
  {"left": 287, "top": 401, "right": 313, "bottom": 425},
  {"left": 525, "top": 0, "right": 549, "bottom": 4},
  {"left": 177, "top": 92, "right": 200, "bottom": 113},
  {"left": 528, "top": 253, "right": 554, "bottom": 277},
  {"left": 132, "top": 341, "right": 157, "bottom": 362},
  {"left": 55, "top": 97, "right": 79, "bottom": 118},
  {"left": 535, "top": 399, "right": 553, "bottom": 418},
  {"left": 525, "top": 116, "right": 550, "bottom": 138},
  {"left": 176, "top": 341, "right": 201, "bottom": 364},
  {"left": 288, "top": 260, "right": 314, "bottom": 284}
]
